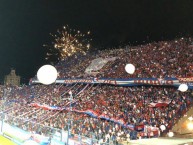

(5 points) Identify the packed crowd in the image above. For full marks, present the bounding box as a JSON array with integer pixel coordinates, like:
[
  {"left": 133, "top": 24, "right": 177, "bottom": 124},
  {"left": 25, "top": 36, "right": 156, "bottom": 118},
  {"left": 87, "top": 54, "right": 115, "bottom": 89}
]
[
  {"left": 53, "top": 37, "right": 193, "bottom": 79},
  {"left": 0, "top": 38, "right": 193, "bottom": 144},
  {"left": 0, "top": 83, "right": 192, "bottom": 144}
]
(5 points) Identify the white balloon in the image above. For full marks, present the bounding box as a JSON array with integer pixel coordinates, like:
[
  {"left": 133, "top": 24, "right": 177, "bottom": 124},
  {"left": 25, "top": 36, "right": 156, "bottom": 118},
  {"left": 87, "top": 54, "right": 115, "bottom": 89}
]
[
  {"left": 125, "top": 64, "right": 135, "bottom": 74},
  {"left": 37, "top": 65, "right": 58, "bottom": 85},
  {"left": 168, "top": 131, "right": 174, "bottom": 137},
  {"left": 160, "top": 125, "right": 166, "bottom": 131},
  {"left": 178, "top": 84, "right": 188, "bottom": 92}
]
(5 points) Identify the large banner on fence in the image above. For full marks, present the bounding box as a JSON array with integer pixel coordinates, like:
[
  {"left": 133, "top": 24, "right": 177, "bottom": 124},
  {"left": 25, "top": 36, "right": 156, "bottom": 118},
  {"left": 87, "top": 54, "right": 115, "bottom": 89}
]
[
  {"left": 29, "top": 102, "right": 134, "bottom": 130},
  {"left": 31, "top": 77, "right": 193, "bottom": 89}
]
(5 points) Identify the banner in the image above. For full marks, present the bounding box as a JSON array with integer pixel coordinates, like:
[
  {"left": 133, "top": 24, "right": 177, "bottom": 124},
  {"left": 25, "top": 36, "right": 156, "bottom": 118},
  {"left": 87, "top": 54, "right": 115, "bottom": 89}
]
[
  {"left": 29, "top": 103, "right": 134, "bottom": 130},
  {"left": 31, "top": 134, "right": 50, "bottom": 145},
  {"left": 31, "top": 77, "right": 193, "bottom": 89},
  {"left": 85, "top": 57, "right": 117, "bottom": 75},
  {"left": 135, "top": 124, "right": 144, "bottom": 131},
  {"left": 148, "top": 100, "right": 171, "bottom": 108}
]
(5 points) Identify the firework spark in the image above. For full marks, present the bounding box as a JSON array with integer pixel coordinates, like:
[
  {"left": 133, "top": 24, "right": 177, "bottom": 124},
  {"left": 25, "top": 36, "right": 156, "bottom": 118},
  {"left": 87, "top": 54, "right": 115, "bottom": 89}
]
[{"left": 44, "top": 25, "right": 91, "bottom": 61}]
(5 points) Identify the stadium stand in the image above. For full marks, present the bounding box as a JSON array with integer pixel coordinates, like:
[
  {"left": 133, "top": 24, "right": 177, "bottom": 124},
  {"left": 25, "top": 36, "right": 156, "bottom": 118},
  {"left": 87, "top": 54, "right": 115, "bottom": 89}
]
[{"left": 0, "top": 38, "right": 193, "bottom": 144}]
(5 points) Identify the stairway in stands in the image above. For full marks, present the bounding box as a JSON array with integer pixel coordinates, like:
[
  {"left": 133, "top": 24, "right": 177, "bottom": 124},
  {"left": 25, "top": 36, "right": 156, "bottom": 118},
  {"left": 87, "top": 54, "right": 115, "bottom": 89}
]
[{"left": 172, "top": 106, "right": 193, "bottom": 138}]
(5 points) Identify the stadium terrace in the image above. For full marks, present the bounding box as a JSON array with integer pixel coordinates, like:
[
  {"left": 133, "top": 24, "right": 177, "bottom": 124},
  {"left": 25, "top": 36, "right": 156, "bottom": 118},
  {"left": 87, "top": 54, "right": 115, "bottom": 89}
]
[{"left": 0, "top": 38, "right": 193, "bottom": 145}]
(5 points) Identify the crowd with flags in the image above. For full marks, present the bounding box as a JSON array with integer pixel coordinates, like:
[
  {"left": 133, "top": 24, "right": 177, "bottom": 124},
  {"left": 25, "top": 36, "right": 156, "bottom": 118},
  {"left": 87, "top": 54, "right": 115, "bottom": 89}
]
[
  {"left": 0, "top": 38, "right": 193, "bottom": 144},
  {"left": 53, "top": 37, "right": 193, "bottom": 80},
  {"left": 0, "top": 83, "right": 192, "bottom": 144}
]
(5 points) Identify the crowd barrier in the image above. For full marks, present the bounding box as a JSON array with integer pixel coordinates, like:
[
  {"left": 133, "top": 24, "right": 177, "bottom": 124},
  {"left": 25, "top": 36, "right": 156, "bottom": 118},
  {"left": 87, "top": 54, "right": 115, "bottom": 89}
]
[
  {"left": 0, "top": 121, "right": 91, "bottom": 145},
  {"left": 0, "top": 111, "right": 164, "bottom": 145}
]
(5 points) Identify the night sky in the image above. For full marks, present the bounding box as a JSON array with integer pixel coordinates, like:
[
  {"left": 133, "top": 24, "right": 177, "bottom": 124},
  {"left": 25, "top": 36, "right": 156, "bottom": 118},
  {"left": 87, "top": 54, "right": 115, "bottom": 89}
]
[{"left": 1, "top": 0, "right": 193, "bottom": 84}]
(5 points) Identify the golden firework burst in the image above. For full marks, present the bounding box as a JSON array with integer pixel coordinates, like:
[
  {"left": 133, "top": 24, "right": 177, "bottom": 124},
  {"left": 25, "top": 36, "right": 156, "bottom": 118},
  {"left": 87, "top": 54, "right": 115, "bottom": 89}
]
[{"left": 44, "top": 25, "right": 91, "bottom": 61}]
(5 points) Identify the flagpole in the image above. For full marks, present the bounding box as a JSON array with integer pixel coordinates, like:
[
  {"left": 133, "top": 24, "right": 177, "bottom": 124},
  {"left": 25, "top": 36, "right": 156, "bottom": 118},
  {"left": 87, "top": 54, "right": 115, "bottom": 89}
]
[{"left": 67, "top": 91, "right": 73, "bottom": 145}]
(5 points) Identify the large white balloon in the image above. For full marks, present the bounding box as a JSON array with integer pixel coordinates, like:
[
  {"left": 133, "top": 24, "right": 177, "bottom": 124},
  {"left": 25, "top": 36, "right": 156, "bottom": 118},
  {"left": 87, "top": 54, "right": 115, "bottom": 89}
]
[
  {"left": 168, "top": 131, "right": 174, "bottom": 137},
  {"left": 178, "top": 84, "right": 188, "bottom": 92},
  {"left": 37, "top": 65, "right": 58, "bottom": 85},
  {"left": 160, "top": 125, "right": 166, "bottom": 131},
  {"left": 125, "top": 64, "right": 135, "bottom": 74}
]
